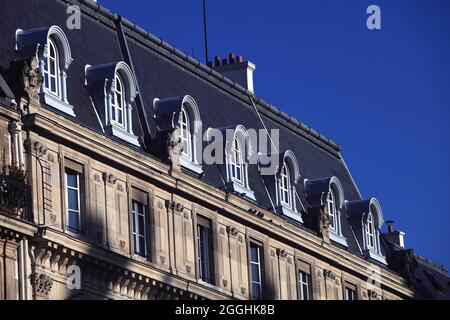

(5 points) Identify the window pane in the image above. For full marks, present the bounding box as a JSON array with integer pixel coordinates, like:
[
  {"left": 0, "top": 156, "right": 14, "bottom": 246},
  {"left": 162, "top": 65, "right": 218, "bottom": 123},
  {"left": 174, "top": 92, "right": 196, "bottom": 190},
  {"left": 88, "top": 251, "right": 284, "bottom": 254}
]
[
  {"left": 68, "top": 210, "right": 79, "bottom": 231},
  {"left": 138, "top": 236, "right": 146, "bottom": 255},
  {"left": 252, "top": 283, "right": 261, "bottom": 300},
  {"left": 50, "top": 77, "right": 56, "bottom": 92},
  {"left": 252, "top": 264, "right": 260, "bottom": 282},
  {"left": 137, "top": 214, "right": 145, "bottom": 236},
  {"left": 67, "top": 189, "right": 79, "bottom": 210}
]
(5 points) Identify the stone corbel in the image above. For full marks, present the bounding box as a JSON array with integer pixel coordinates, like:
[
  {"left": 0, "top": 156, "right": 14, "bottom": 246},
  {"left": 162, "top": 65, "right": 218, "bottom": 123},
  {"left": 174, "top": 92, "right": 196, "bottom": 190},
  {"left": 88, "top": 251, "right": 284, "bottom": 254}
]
[
  {"left": 276, "top": 248, "right": 288, "bottom": 259},
  {"left": 323, "top": 269, "right": 336, "bottom": 280},
  {"left": 102, "top": 172, "right": 117, "bottom": 185},
  {"left": 166, "top": 128, "right": 184, "bottom": 174},
  {"left": 226, "top": 226, "right": 239, "bottom": 238},
  {"left": 12, "top": 56, "right": 43, "bottom": 109}
]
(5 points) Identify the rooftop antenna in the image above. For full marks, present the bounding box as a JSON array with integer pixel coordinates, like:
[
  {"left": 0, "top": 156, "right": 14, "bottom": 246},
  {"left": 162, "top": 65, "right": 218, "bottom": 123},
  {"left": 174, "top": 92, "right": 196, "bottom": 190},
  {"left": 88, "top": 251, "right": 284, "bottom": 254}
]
[{"left": 202, "top": 0, "right": 209, "bottom": 64}]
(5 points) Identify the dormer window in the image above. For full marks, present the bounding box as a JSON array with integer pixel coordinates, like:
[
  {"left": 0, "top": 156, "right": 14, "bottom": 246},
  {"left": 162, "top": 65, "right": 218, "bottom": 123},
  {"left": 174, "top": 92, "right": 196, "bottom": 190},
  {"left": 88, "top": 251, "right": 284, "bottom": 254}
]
[
  {"left": 222, "top": 125, "right": 255, "bottom": 200},
  {"left": 15, "top": 26, "right": 75, "bottom": 116},
  {"left": 43, "top": 37, "right": 60, "bottom": 97},
  {"left": 230, "top": 136, "right": 244, "bottom": 184},
  {"left": 153, "top": 95, "right": 203, "bottom": 175},
  {"left": 179, "top": 106, "right": 192, "bottom": 161},
  {"left": 112, "top": 73, "right": 125, "bottom": 127},
  {"left": 85, "top": 62, "right": 140, "bottom": 147},
  {"left": 327, "top": 188, "right": 337, "bottom": 231},
  {"left": 280, "top": 162, "right": 291, "bottom": 208},
  {"left": 367, "top": 210, "right": 375, "bottom": 250},
  {"left": 346, "top": 198, "right": 387, "bottom": 264},
  {"left": 304, "top": 176, "right": 347, "bottom": 246}
]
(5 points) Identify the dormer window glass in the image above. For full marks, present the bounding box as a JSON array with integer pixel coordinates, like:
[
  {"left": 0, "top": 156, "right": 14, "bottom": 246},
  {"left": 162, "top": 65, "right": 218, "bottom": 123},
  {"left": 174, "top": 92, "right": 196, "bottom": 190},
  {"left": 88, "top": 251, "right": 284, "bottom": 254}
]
[
  {"left": 43, "top": 37, "right": 60, "bottom": 97},
  {"left": 230, "top": 137, "right": 244, "bottom": 184},
  {"left": 179, "top": 106, "right": 192, "bottom": 160},
  {"left": 280, "top": 162, "right": 291, "bottom": 208},
  {"left": 367, "top": 210, "right": 375, "bottom": 250},
  {"left": 112, "top": 73, "right": 125, "bottom": 127},
  {"left": 327, "top": 188, "right": 337, "bottom": 231}
]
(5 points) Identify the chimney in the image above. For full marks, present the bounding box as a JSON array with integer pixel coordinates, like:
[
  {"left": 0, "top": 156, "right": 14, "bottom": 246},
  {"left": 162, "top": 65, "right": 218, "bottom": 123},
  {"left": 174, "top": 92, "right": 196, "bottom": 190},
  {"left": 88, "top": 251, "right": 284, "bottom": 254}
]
[
  {"left": 383, "top": 220, "right": 405, "bottom": 249},
  {"left": 214, "top": 53, "right": 256, "bottom": 93}
]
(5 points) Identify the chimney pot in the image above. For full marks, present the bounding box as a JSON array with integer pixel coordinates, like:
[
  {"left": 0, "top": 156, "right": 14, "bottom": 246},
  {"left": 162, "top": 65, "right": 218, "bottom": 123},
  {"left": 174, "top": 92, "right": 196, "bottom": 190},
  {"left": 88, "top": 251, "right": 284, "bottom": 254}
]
[
  {"left": 207, "top": 61, "right": 212, "bottom": 68},
  {"left": 386, "top": 220, "right": 394, "bottom": 233},
  {"left": 237, "top": 56, "right": 243, "bottom": 63},
  {"left": 214, "top": 56, "right": 221, "bottom": 67},
  {"left": 229, "top": 53, "right": 235, "bottom": 64},
  {"left": 222, "top": 58, "right": 228, "bottom": 66}
]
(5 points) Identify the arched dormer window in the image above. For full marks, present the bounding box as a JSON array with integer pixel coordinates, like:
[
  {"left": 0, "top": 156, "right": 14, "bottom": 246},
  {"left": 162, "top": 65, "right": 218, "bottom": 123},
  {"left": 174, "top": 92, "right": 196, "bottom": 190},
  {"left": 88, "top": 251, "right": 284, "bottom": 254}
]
[
  {"left": 230, "top": 136, "right": 243, "bottom": 184},
  {"left": 367, "top": 210, "right": 375, "bottom": 250},
  {"left": 224, "top": 125, "right": 255, "bottom": 200},
  {"left": 85, "top": 62, "right": 139, "bottom": 147},
  {"left": 304, "top": 176, "right": 347, "bottom": 246},
  {"left": 153, "top": 95, "right": 203, "bottom": 175},
  {"left": 112, "top": 73, "right": 126, "bottom": 127},
  {"left": 280, "top": 161, "right": 291, "bottom": 207},
  {"left": 179, "top": 106, "right": 192, "bottom": 160},
  {"left": 346, "top": 197, "right": 386, "bottom": 264},
  {"left": 15, "top": 25, "right": 74, "bottom": 116},
  {"left": 43, "top": 37, "right": 60, "bottom": 97}
]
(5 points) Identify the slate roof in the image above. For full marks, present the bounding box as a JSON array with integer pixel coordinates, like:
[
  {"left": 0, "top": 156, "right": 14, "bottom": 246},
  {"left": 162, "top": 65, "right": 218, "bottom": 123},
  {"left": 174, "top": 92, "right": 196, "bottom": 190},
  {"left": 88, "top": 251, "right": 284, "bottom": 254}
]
[{"left": 1, "top": 0, "right": 449, "bottom": 298}]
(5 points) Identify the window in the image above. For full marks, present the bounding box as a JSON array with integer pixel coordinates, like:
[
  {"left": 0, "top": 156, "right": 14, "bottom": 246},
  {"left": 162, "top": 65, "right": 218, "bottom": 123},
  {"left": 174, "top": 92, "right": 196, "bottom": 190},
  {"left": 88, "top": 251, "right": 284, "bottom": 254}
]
[
  {"left": 298, "top": 270, "right": 312, "bottom": 300},
  {"left": 327, "top": 188, "right": 337, "bottom": 231},
  {"left": 131, "top": 188, "right": 149, "bottom": 259},
  {"left": 132, "top": 200, "right": 147, "bottom": 257},
  {"left": 179, "top": 106, "right": 192, "bottom": 160},
  {"left": 15, "top": 26, "right": 75, "bottom": 115},
  {"left": 230, "top": 137, "right": 244, "bottom": 184},
  {"left": 65, "top": 167, "right": 82, "bottom": 233},
  {"left": 111, "top": 73, "right": 126, "bottom": 127},
  {"left": 345, "top": 286, "right": 357, "bottom": 300},
  {"left": 280, "top": 162, "right": 291, "bottom": 207},
  {"left": 43, "top": 37, "right": 60, "bottom": 97},
  {"left": 367, "top": 211, "right": 375, "bottom": 250},
  {"left": 250, "top": 242, "right": 264, "bottom": 300},
  {"left": 196, "top": 216, "right": 214, "bottom": 284}
]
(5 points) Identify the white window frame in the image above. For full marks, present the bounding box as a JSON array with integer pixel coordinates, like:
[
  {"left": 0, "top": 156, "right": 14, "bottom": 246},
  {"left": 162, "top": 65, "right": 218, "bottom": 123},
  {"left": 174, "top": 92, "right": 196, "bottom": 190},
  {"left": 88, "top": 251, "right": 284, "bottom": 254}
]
[
  {"left": 345, "top": 287, "right": 357, "bottom": 300},
  {"left": 298, "top": 270, "right": 311, "bottom": 300},
  {"left": 250, "top": 243, "right": 263, "bottom": 300},
  {"left": 111, "top": 73, "right": 126, "bottom": 128},
  {"left": 179, "top": 106, "right": 192, "bottom": 161},
  {"left": 43, "top": 37, "right": 60, "bottom": 98},
  {"left": 196, "top": 223, "right": 211, "bottom": 283},
  {"left": 132, "top": 200, "right": 147, "bottom": 257},
  {"left": 65, "top": 169, "right": 81, "bottom": 234},
  {"left": 229, "top": 136, "right": 244, "bottom": 185},
  {"left": 280, "top": 162, "right": 292, "bottom": 208}
]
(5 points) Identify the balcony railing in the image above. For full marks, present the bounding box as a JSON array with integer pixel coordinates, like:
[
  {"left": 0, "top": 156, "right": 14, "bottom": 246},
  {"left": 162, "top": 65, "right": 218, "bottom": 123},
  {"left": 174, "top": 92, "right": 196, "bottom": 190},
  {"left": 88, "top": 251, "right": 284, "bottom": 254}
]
[{"left": 0, "top": 166, "right": 31, "bottom": 220}]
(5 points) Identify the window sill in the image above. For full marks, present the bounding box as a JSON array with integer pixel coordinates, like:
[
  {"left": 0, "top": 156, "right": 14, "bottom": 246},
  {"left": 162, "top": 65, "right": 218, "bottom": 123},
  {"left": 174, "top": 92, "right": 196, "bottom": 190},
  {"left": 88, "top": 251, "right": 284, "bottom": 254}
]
[
  {"left": 329, "top": 230, "right": 348, "bottom": 247},
  {"left": 105, "top": 124, "right": 140, "bottom": 147},
  {"left": 180, "top": 157, "right": 203, "bottom": 175},
  {"left": 226, "top": 181, "right": 256, "bottom": 201},
  {"left": 275, "top": 205, "right": 303, "bottom": 223},
  {"left": 41, "top": 92, "right": 76, "bottom": 117},
  {"left": 364, "top": 249, "right": 387, "bottom": 265}
]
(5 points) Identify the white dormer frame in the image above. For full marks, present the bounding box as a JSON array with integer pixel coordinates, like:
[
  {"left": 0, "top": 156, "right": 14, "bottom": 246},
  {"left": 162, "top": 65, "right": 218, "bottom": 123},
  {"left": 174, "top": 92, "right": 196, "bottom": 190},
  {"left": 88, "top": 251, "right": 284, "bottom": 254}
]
[
  {"left": 274, "top": 150, "right": 302, "bottom": 223},
  {"left": 327, "top": 177, "right": 348, "bottom": 247},
  {"left": 362, "top": 198, "right": 386, "bottom": 264},
  {"left": 16, "top": 26, "right": 75, "bottom": 116},
  {"left": 225, "top": 125, "right": 255, "bottom": 200},
  {"left": 100, "top": 62, "right": 139, "bottom": 146},
  {"left": 178, "top": 95, "right": 203, "bottom": 175}
]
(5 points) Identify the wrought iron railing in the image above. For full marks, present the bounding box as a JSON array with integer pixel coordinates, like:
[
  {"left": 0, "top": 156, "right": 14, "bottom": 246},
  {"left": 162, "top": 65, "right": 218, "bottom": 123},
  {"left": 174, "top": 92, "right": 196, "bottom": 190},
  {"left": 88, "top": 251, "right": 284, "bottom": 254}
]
[{"left": 0, "top": 166, "right": 31, "bottom": 220}]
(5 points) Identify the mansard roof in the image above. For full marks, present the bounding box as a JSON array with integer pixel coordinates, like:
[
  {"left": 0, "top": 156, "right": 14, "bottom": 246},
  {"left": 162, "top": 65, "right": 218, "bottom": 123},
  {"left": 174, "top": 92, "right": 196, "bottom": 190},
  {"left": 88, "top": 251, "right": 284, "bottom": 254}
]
[{"left": 1, "top": 0, "right": 448, "bottom": 293}]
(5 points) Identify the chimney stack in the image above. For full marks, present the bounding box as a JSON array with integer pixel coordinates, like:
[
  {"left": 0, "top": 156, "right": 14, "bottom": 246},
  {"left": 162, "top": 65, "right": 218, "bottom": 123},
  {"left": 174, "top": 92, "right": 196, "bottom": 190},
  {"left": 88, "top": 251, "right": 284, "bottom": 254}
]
[
  {"left": 383, "top": 220, "right": 405, "bottom": 249},
  {"left": 213, "top": 52, "right": 256, "bottom": 93}
]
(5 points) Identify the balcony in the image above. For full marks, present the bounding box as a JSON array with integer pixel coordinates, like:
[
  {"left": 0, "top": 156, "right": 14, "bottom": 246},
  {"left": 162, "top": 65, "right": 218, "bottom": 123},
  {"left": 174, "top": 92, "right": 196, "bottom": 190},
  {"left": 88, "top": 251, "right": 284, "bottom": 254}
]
[{"left": 0, "top": 166, "right": 31, "bottom": 220}]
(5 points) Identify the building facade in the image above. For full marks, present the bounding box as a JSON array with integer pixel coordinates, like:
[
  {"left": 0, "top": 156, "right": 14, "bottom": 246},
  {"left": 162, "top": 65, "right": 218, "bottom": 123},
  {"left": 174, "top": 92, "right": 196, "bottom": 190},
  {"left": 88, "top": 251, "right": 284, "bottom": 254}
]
[{"left": 1, "top": 0, "right": 449, "bottom": 300}]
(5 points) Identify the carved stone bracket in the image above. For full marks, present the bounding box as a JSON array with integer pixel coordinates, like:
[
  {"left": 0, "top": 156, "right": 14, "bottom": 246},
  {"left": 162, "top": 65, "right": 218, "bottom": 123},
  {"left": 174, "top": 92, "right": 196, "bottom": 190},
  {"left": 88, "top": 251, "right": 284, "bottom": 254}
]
[
  {"left": 13, "top": 56, "right": 43, "bottom": 106},
  {"left": 323, "top": 269, "right": 336, "bottom": 280},
  {"left": 164, "top": 200, "right": 184, "bottom": 213},
  {"left": 102, "top": 172, "right": 117, "bottom": 185},
  {"left": 32, "top": 273, "right": 53, "bottom": 299},
  {"left": 166, "top": 128, "right": 184, "bottom": 174},
  {"left": 226, "top": 226, "right": 239, "bottom": 237},
  {"left": 276, "top": 248, "right": 288, "bottom": 259}
]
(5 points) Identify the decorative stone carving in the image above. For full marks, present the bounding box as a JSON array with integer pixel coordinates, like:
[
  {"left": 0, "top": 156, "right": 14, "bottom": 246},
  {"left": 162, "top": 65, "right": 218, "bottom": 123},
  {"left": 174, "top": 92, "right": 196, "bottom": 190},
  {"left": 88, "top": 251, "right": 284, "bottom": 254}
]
[
  {"left": 166, "top": 128, "right": 184, "bottom": 174},
  {"left": 226, "top": 226, "right": 238, "bottom": 237},
  {"left": 24, "top": 140, "right": 48, "bottom": 158},
  {"left": 241, "top": 287, "right": 246, "bottom": 295},
  {"left": 117, "top": 184, "right": 124, "bottom": 192},
  {"left": 47, "top": 154, "right": 55, "bottom": 163},
  {"left": 15, "top": 56, "right": 43, "bottom": 102},
  {"left": 32, "top": 273, "right": 53, "bottom": 298},
  {"left": 276, "top": 248, "right": 288, "bottom": 259},
  {"left": 323, "top": 269, "right": 336, "bottom": 280},
  {"left": 222, "top": 279, "right": 228, "bottom": 287},
  {"left": 186, "top": 266, "right": 192, "bottom": 273},
  {"left": 102, "top": 172, "right": 117, "bottom": 185},
  {"left": 368, "top": 290, "right": 378, "bottom": 299}
]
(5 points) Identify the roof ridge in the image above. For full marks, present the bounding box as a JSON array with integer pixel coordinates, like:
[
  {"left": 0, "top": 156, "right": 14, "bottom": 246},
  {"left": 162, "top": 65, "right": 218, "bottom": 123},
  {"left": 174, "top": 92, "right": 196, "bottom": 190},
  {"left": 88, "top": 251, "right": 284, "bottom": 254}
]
[
  {"left": 76, "top": 0, "right": 341, "bottom": 153},
  {"left": 415, "top": 253, "right": 449, "bottom": 275}
]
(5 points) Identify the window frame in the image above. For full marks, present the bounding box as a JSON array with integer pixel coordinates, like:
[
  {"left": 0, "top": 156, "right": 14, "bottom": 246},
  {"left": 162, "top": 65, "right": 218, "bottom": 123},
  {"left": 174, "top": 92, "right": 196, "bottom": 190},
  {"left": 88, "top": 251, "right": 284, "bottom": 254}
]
[
  {"left": 179, "top": 106, "right": 192, "bottom": 161},
  {"left": 111, "top": 73, "right": 126, "bottom": 128},
  {"left": 249, "top": 241, "right": 264, "bottom": 300},
  {"left": 196, "top": 215, "right": 215, "bottom": 284},
  {"left": 63, "top": 160, "right": 84, "bottom": 235},
  {"left": 43, "top": 37, "right": 60, "bottom": 98},
  {"left": 229, "top": 136, "right": 244, "bottom": 185},
  {"left": 131, "top": 200, "right": 147, "bottom": 258},
  {"left": 367, "top": 210, "right": 376, "bottom": 250},
  {"left": 280, "top": 162, "right": 292, "bottom": 208}
]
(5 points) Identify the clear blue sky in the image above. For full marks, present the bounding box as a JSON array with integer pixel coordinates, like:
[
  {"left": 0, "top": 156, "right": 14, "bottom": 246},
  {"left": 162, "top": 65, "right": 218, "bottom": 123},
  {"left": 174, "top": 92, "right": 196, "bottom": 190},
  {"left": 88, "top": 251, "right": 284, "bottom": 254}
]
[{"left": 99, "top": 0, "right": 450, "bottom": 268}]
